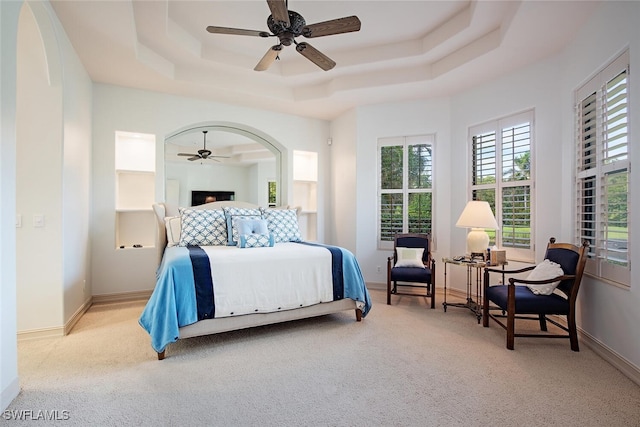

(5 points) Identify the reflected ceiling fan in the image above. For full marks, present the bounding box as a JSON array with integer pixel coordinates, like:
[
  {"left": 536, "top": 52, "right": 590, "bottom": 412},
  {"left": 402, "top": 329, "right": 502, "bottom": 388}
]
[
  {"left": 206, "top": 0, "right": 361, "bottom": 71},
  {"left": 177, "top": 131, "right": 229, "bottom": 162}
]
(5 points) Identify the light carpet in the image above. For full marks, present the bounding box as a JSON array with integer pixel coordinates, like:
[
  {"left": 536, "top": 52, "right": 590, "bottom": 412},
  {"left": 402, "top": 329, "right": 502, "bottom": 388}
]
[{"left": 6, "top": 289, "right": 640, "bottom": 426}]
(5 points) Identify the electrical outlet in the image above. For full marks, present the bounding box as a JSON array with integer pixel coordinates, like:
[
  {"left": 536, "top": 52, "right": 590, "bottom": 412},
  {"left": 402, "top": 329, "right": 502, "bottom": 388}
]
[{"left": 376, "top": 265, "right": 381, "bottom": 273}]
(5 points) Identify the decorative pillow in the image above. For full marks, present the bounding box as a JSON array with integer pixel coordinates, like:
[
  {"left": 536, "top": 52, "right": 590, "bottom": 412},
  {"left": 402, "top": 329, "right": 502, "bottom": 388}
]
[
  {"left": 178, "top": 208, "right": 227, "bottom": 247},
  {"left": 525, "top": 259, "right": 565, "bottom": 295},
  {"left": 223, "top": 207, "right": 263, "bottom": 245},
  {"left": 394, "top": 247, "right": 425, "bottom": 268},
  {"left": 236, "top": 218, "right": 269, "bottom": 236},
  {"left": 261, "top": 208, "right": 302, "bottom": 243},
  {"left": 165, "top": 216, "right": 181, "bottom": 247},
  {"left": 239, "top": 233, "right": 275, "bottom": 248}
]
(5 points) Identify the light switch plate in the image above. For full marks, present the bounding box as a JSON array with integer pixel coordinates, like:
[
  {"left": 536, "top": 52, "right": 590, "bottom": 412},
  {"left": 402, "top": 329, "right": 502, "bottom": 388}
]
[
  {"left": 16, "top": 214, "right": 22, "bottom": 228},
  {"left": 33, "top": 214, "right": 45, "bottom": 228}
]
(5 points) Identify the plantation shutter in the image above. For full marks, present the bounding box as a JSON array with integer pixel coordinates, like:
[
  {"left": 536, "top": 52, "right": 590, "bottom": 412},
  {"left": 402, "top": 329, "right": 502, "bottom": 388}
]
[{"left": 575, "top": 50, "right": 629, "bottom": 286}]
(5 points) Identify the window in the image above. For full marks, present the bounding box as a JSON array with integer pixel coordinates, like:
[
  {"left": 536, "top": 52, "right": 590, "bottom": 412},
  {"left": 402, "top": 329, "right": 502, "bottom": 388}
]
[
  {"left": 469, "top": 110, "right": 534, "bottom": 262},
  {"left": 575, "top": 50, "right": 630, "bottom": 287},
  {"left": 378, "top": 135, "right": 434, "bottom": 249}
]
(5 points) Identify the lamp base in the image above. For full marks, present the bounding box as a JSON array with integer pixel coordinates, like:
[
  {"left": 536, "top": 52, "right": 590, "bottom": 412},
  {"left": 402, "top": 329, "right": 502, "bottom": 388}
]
[
  {"left": 470, "top": 252, "right": 485, "bottom": 261},
  {"left": 467, "top": 228, "right": 490, "bottom": 255}
]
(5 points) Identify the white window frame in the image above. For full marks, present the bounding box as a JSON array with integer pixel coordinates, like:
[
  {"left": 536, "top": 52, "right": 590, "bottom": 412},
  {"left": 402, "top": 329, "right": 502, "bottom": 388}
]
[
  {"left": 377, "top": 135, "right": 435, "bottom": 250},
  {"left": 575, "top": 50, "right": 630, "bottom": 287},
  {"left": 469, "top": 110, "right": 535, "bottom": 262}
]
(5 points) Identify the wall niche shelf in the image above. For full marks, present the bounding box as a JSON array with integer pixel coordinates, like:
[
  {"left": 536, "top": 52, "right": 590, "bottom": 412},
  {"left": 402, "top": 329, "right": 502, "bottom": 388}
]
[{"left": 115, "top": 132, "right": 156, "bottom": 249}]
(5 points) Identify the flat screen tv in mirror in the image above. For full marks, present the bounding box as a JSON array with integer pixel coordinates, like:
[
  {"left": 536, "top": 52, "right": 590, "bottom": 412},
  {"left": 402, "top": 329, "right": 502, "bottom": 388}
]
[{"left": 191, "top": 191, "right": 235, "bottom": 206}]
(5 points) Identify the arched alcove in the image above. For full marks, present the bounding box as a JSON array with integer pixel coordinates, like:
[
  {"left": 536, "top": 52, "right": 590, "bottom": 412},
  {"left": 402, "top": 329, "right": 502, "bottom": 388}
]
[{"left": 164, "top": 121, "right": 287, "bottom": 207}]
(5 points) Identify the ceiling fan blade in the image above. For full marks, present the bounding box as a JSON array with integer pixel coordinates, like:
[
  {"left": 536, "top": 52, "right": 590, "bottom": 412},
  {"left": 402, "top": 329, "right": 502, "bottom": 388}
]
[
  {"left": 254, "top": 45, "right": 282, "bottom": 71},
  {"left": 302, "top": 16, "right": 361, "bottom": 38},
  {"left": 266, "top": 0, "right": 290, "bottom": 27},
  {"left": 206, "top": 26, "right": 270, "bottom": 38},
  {"left": 295, "top": 42, "right": 336, "bottom": 71},
  {"left": 187, "top": 156, "right": 200, "bottom": 161},
  {"left": 178, "top": 153, "right": 197, "bottom": 156}
]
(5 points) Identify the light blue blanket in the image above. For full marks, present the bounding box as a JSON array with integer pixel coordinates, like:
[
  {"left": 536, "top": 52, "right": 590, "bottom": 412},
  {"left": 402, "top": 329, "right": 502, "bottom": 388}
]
[{"left": 139, "top": 244, "right": 372, "bottom": 353}]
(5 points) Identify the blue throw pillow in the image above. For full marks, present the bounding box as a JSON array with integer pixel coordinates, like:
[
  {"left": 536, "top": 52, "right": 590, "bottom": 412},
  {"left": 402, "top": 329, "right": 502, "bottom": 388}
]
[
  {"left": 236, "top": 218, "right": 269, "bottom": 236},
  {"left": 223, "top": 207, "right": 263, "bottom": 245},
  {"left": 239, "top": 233, "right": 275, "bottom": 248}
]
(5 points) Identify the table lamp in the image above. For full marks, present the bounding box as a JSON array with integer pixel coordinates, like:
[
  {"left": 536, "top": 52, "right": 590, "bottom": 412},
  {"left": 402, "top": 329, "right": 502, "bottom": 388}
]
[{"left": 455, "top": 200, "right": 499, "bottom": 258}]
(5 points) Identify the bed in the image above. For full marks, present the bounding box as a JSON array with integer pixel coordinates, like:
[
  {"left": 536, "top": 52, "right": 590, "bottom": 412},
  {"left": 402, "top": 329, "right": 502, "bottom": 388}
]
[{"left": 139, "top": 201, "right": 372, "bottom": 359}]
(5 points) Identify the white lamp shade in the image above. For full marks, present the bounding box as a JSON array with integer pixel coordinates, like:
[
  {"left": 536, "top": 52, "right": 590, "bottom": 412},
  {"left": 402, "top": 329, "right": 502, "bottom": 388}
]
[
  {"left": 455, "top": 201, "right": 499, "bottom": 230},
  {"left": 456, "top": 201, "right": 499, "bottom": 254}
]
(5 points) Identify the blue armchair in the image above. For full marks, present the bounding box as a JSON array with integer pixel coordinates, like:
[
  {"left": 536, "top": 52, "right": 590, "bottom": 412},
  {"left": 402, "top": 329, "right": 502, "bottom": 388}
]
[
  {"left": 482, "top": 238, "right": 589, "bottom": 351},
  {"left": 387, "top": 233, "right": 435, "bottom": 309}
]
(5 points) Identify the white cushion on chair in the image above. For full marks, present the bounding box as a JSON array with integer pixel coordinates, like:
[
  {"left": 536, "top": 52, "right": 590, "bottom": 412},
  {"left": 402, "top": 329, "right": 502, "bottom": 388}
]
[
  {"left": 525, "top": 259, "right": 564, "bottom": 295},
  {"left": 394, "top": 247, "right": 425, "bottom": 268}
]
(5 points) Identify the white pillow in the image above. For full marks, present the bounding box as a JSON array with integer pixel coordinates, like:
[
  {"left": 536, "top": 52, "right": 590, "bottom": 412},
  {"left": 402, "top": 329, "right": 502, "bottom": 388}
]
[
  {"left": 394, "top": 247, "right": 425, "bottom": 268},
  {"left": 525, "top": 259, "right": 565, "bottom": 295},
  {"left": 165, "top": 216, "right": 181, "bottom": 247}
]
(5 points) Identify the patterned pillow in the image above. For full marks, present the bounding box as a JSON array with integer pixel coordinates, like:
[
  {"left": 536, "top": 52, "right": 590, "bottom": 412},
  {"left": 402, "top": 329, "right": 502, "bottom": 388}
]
[
  {"left": 239, "top": 233, "right": 275, "bottom": 248},
  {"left": 178, "top": 208, "right": 227, "bottom": 246},
  {"left": 261, "top": 208, "right": 302, "bottom": 243},
  {"left": 223, "top": 207, "right": 263, "bottom": 245}
]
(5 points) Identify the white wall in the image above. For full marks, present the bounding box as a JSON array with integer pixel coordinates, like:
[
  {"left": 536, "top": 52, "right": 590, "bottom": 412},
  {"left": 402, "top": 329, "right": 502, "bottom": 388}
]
[
  {"left": 329, "top": 110, "right": 358, "bottom": 252},
  {"left": 91, "top": 84, "right": 330, "bottom": 296},
  {"left": 0, "top": 0, "right": 22, "bottom": 413}
]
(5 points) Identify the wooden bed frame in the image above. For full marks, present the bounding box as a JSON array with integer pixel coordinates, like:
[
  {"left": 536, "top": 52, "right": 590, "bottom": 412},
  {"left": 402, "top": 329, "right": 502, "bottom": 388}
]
[{"left": 151, "top": 201, "right": 363, "bottom": 360}]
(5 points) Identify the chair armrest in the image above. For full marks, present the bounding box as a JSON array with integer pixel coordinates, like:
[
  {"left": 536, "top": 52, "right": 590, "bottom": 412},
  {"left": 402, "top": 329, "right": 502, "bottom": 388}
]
[
  {"left": 508, "top": 274, "right": 575, "bottom": 286},
  {"left": 484, "top": 265, "right": 535, "bottom": 275},
  {"left": 422, "top": 258, "right": 435, "bottom": 269}
]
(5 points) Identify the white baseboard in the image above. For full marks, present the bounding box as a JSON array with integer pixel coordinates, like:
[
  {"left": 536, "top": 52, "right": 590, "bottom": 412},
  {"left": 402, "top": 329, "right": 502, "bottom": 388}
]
[
  {"left": 17, "top": 325, "right": 64, "bottom": 341},
  {"left": 92, "top": 290, "right": 152, "bottom": 305},
  {"left": 64, "top": 297, "right": 92, "bottom": 335},
  {"left": 579, "top": 328, "right": 640, "bottom": 387},
  {"left": 17, "top": 292, "right": 150, "bottom": 340},
  {"left": 1, "top": 377, "right": 20, "bottom": 412}
]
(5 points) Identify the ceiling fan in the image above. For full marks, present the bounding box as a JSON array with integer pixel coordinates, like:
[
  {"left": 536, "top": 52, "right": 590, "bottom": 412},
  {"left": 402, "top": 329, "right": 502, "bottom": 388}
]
[
  {"left": 205, "top": 0, "right": 361, "bottom": 71},
  {"left": 177, "top": 131, "right": 229, "bottom": 162}
]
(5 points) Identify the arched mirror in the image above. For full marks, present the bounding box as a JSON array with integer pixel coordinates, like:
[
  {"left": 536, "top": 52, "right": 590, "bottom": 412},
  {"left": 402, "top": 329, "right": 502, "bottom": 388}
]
[{"left": 164, "top": 123, "right": 282, "bottom": 208}]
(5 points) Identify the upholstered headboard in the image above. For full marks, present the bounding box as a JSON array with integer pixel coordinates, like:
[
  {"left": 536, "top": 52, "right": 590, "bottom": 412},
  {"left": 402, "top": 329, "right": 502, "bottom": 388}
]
[{"left": 152, "top": 201, "right": 260, "bottom": 266}]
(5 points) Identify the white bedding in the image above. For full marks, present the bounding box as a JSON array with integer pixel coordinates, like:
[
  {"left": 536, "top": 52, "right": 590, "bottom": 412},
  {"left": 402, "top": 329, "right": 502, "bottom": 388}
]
[{"left": 203, "top": 243, "right": 334, "bottom": 318}]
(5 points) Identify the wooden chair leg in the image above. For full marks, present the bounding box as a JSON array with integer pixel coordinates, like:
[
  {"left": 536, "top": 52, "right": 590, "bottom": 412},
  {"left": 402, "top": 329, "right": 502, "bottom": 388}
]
[
  {"left": 506, "top": 285, "right": 516, "bottom": 350},
  {"left": 568, "top": 313, "right": 579, "bottom": 351},
  {"left": 386, "top": 259, "right": 392, "bottom": 305},
  {"left": 430, "top": 283, "right": 435, "bottom": 309},
  {"left": 430, "top": 262, "right": 436, "bottom": 309},
  {"left": 538, "top": 314, "right": 548, "bottom": 331},
  {"left": 386, "top": 278, "right": 391, "bottom": 305},
  {"left": 482, "top": 270, "right": 489, "bottom": 327},
  {"left": 482, "top": 291, "right": 489, "bottom": 327}
]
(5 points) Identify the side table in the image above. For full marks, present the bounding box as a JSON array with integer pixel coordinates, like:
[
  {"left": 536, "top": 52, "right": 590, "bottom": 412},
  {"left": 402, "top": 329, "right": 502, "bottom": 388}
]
[{"left": 442, "top": 257, "right": 487, "bottom": 323}]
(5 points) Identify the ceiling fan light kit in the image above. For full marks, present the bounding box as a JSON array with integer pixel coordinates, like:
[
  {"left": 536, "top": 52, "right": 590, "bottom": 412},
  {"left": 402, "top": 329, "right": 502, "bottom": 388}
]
[{"left": 205, "top": 0, "right": 361, "bottom": 71}]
